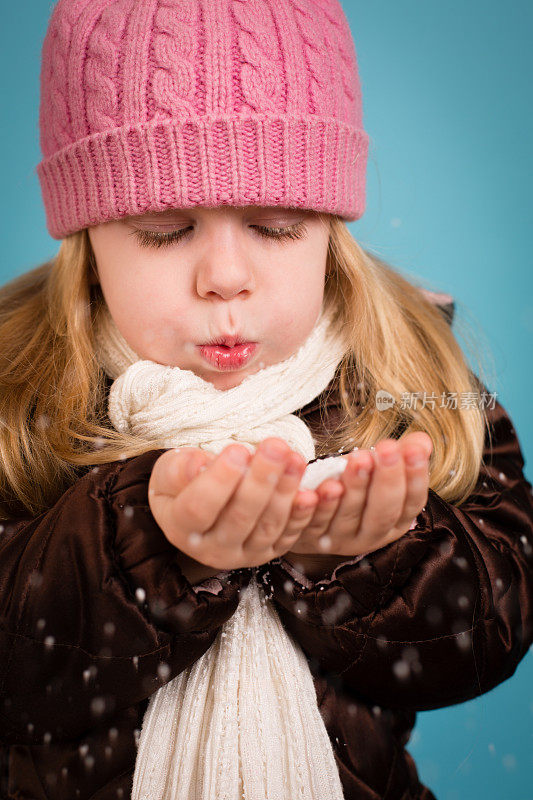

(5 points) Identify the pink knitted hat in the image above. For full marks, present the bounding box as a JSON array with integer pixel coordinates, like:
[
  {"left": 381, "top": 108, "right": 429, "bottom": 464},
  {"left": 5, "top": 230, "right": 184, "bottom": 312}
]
[{"left": 36, "top": 0, "right": 369, "bottom": 240}]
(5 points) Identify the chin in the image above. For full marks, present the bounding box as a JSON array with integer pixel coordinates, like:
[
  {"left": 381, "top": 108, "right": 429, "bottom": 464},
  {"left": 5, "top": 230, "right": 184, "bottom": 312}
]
[{"left": 201, "top": 369, "right": 256, "bottom": 391}]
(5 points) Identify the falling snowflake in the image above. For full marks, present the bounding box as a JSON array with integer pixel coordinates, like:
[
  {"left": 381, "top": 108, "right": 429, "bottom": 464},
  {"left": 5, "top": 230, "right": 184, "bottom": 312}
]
[
  {"left": 29, "top": 570, "right": 43, "bottom": 588},
  {"left": 157, "top": 662, "right": 171, "bottom": 681},
  {"left": 294, "top": 601, "right": 307, "bottom": 617},
  {"left": 502, "top": 753, "right": 517, "bottom": 770},
  {"left": 187, "top": 531, "right": 202, "bottom": 547},
  {"left": 36, "top": 414, "right": 50, "bottom": 430},
  {"left": 392, "top": 659, "right": 410, "bottom": 680},
  {"left": 455, "top": 630, "right": 472, "bottom": 651},
  {"left": 453, "top": 556, "right": 468, "bottom": 571},
  {"left": 91, "top": 697, "right": 106, "bottom": 716}
]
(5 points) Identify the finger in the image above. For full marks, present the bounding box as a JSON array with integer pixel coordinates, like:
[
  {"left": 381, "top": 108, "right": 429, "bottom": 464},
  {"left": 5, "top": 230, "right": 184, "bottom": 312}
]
[
  {"left": 149, "top": 447, "right": 209, "bottom": 498},
  {"left": 206, "top": 437, "right": 291, "bottom": 549},
  {"left": 289, "top": 478, "right": 345, "bottom": 554},
  {"left": 172, "top": 444, "right": 253, "bottom": 538},
  {"left": 243, "top": 451, "right": 309, "bottom": 556},
  {"left": 324, "top": 449, "right": 374, "bottom": 536},
  {"left": 271, "top": 493, "right": 319, "bottom": 556},
  {"left": 288, "top": 451, "right": 372, "bottom": 553},
  {"left": 396, "top": 443, "right": 430, "bottom": 530},
  {"left": 400, "top": 431, "right": 433, "bottom": 460},
  {"left": 358, "top": 439, "right": 406, "bottom": 537}
]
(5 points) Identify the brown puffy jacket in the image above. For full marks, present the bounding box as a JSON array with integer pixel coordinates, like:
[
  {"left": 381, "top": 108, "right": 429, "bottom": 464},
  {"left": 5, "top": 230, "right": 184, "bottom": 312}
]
[{"left": 1, "top": 295, "right": 532, "bottom": 799}]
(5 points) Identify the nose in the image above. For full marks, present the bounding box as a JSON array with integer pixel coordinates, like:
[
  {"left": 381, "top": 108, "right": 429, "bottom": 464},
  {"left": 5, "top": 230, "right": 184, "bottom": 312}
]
[{"left": 196, "top": 253, "right": 254, "bottom": 300}]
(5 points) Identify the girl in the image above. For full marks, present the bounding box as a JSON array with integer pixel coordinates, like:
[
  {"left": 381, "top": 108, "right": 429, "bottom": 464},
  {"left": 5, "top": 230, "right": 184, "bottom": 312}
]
[{"left": 1, "top": 0, "right": 532, "bottom": 798}]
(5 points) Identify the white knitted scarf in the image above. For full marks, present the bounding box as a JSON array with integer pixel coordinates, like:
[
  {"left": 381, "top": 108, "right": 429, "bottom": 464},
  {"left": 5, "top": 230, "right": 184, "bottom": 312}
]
[{"left": 94, "top": 302, "right": 349, "bottom": 800}]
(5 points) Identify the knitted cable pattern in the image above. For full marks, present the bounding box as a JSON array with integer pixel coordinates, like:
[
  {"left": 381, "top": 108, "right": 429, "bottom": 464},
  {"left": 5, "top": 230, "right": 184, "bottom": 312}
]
[
  {"left": 152, "top": 0, "right": 199, "bottom": 119},
  {"left": 232, "top": 0, "right": 285, "bottom": 115},
  {"left": 37, "top": 0, "right": 370, "bottom": 237},
  {"left": 39, "top": 0, "right": 86, "bottom": 154},
  {"left": 85, "top": 0, "right": 130, "bottom": 133}
]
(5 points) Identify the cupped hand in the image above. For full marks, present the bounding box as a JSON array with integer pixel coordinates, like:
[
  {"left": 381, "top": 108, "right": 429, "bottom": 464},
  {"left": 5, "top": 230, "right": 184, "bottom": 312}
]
[
  {"left": 284, "top": 432, "right": 433, "bottom": 557},
  {"left": 147, "top": 438, "right": 320, "bottom": 571}
]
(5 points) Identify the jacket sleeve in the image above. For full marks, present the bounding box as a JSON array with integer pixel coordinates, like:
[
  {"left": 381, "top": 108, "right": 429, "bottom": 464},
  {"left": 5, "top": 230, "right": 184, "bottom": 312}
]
[
  {"left": 255, "top": 391, "right": 533, "bottom": 712},
  {"left": 0, "top": 449, "right": 251, "bottom": 746}
]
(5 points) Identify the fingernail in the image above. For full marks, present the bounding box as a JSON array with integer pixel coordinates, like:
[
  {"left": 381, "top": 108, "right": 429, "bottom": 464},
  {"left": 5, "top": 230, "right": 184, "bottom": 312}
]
[
  {"left": 285, "top": 456, "right": 304, "bottom": 475},
  {"left": 322, "top": 490, "right": 342, "bottom": 501},
  {"left": 406, "top": 450, "right": 426, "bottom": 467},
  {"left": 261, "top": 440, "right": 287, "bottom": 461},
  {"left": 378, "top": 448, "right": 399, "bottom": 466},
  {"left": 225, "top": 446, "right": 249, "bottom": 467}
]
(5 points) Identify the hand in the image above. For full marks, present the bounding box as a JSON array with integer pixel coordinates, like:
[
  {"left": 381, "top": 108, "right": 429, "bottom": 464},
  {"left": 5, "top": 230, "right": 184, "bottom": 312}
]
[
  {"left": 285, "top": 432, "right": 433, "bottom": 558},
  {"left": 147, "top": 438, "right": 320, "bottom": 571}
]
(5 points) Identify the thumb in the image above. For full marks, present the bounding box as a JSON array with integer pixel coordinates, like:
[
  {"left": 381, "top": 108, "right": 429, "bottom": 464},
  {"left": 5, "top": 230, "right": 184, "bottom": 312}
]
[
  {"left": 149, "top": 448, "right": 211, "bottom": 499},
  {"left": 184, "top": 448, "right": 216, "bottom": 479}
]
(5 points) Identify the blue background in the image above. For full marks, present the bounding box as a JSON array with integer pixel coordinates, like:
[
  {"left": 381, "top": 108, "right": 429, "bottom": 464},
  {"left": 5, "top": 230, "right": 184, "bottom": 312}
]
[{"left": 1, "top": 1, "right": 531, "bottom": 798}]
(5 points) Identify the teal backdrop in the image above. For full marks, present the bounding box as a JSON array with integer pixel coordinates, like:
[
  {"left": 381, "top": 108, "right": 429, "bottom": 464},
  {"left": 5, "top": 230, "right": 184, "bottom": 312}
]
[{"left": 1, "top": 2, "right": 531, "bottom": 798}]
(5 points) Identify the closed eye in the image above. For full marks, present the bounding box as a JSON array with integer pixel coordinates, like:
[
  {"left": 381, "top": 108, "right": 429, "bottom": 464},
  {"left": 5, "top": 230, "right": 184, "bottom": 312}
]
[{"left": 130, "top": 222, "right": 307, "bottom": 249}]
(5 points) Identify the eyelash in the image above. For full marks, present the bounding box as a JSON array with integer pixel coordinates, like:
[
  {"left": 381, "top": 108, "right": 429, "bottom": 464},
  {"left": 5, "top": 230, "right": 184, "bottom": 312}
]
[{"left": 130, "top": 222, "right": 306, "bottom": 249}]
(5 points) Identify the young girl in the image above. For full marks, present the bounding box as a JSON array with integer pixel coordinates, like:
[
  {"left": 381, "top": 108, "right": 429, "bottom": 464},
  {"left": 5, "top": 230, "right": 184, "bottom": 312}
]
[{"left": 1, "top": 0, "right": 532, "bottom": 798}]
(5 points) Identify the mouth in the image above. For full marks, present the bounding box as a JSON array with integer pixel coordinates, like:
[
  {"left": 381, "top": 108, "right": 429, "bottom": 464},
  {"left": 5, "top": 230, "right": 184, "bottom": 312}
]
[
  {"left": 203, "top": 335, "right": 248, "bottom": 347},
  {"left": 197, "top": 342, "right": 258, "bottom": 371}
]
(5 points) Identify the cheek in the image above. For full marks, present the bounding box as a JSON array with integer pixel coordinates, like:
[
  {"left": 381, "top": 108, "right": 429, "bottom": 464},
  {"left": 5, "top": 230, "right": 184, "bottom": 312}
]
[
  {"left": 272, "top": 261, "right": 325, "bottom": 311},
  {"left": 267, "top": 272, "right": 325, "bottom": 346},
  {"left": 118, "top": 290, "right": 197, "bottom": 358},
  {"left": 99, "top": 273, "right": 166, "bottom": 351}
]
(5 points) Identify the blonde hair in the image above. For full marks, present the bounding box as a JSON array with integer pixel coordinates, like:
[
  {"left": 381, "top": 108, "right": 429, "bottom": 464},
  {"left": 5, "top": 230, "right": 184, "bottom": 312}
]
[{"left": 0, "top": 217, "right": 493, "bottom": 519}]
